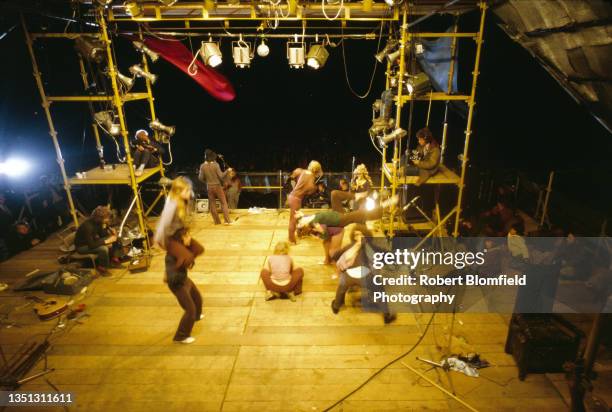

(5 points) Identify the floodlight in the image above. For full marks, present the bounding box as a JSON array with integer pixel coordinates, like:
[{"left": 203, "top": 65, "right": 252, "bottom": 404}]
[
  {"left": 306, "top": 44, "right": 329, "bottom": 69},
  {"left": 149, "top": 119, "right": 175, "bottom": 137},
  {"left": 287, "top": 42, "right": 305, "bottom": 69},
  {"left": 74, "top": 35, "right": 106, "bottom": 63},
  {"left": 256, "top": 39, "right": 270, "bottom": 57},
  {"left": 116, "top": 71, "right": 135, "bottom": 89},
  {"left": 232, "top": 40, "right": 252, "bottom": 68},
  {"left": 129, "top": 64, "right": 158, "bottom": 84},
  {"left": 365, "top": 197, "right": 376, "bottom": 211},
  {"left": 406, "top": 72, "right": 431, "bottom": 95},
  {"left": 200, "top": 41, "right": 223, "bottom": 67},
  {"left": 374, "top": 39, "right": 398, "bottom": 63},
  {"left": 133, "top": 41, "right": 159, "bottom": 62},
  {"left": 94, "top": 111, "right": 121, "bottom": 136},
  {"left": 379, "top": 127, "right": 407, "bottom": 146},
  {"left": 0, "top": 158, "right": 30, "bottom": 178}
]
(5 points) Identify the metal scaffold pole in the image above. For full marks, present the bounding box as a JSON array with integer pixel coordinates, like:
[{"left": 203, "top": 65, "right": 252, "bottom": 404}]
[
  {"left": 453, "top": 2, "right": 487, "bottom": 237},
  {"left": 98, "top": 9, "right": 149, "bottom": 248},
  {"left": 21, "top": 14, "right": 80, "bottom": 228}
]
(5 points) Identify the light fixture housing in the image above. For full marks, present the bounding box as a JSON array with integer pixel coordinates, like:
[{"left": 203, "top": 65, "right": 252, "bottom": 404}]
[
  {"left": 378, "top": 127, "right": 407, "bottom": 147},
  {"left": 116, "top": 71, "right": 134, "bottom": 90},
  {"left": 132, "top": 41, "right": 159, "bottom": 62},
  {"left": 406, "top": 72, "right": 431, "bottom": 95},
  {"left": 232, "top": 40, "right": 252, "bottom": 68},
  {"left": 287, "top": 42, "right": 305, "bottom": 69},
  {"left": 200, "top": 41, "right": 223, "bottom": 67},
  {"left": 129, "top": 64, "right": 158, "bottom": 84},
  {"left": 306, "top": 44, "right": 329, "bottom": 69},
  {"left": 256, "top": 39, "right": 270, "bottom": 57},
  {"left": 374, "top": 39, "right": 398, "bottom": 63},
  {"left": 74, "top": 35, "right": 106, "bottom": 63},
  {"left": 124, "top": 1, "right": 143, "bottom": 17},
  {"left": 94, "top": 111, "right": 121, "bottom": 136},
  {"left": 149, "top": 119, "right": 176, "bottom": 137}
]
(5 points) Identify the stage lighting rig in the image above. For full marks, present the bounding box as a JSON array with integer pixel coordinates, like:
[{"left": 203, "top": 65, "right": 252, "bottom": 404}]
[
  {"left": 232, "top": 37, "right": 253, "bottom": 68},
  {"left": 374, "top": 39, "right": 398, "bottom": 63},
  {"left": 116, "top": 71, "right": 135, "bottom": 90},
  {"left": 369, "top": 90, "right": 394, "bottom": 137},
  {"left": 124, "top": 1, "right": 144, "bottom": 17},
  {"left": 287, "top": 41, "right": 305, "bottom": 69},
  {"left": 132, "top": 41, "right": 159, "bottom": 63},
  {"left": 158, "top": 0, "right": 178, "bottom": 5},
  {"left": 149, "top": 119, "right": 175, "bottom": 143},
  {"left": 257, "top": 39, "right": 270, "bottom": 57},
  {"left": 74, "top": 35, "right": 106, "bottom": 64},
  {"left": 94, "top": 111, "right": 121, "bottom": 136},
  {"left": 306, "top": 44, "right": 329, "bottom": 70},
  {"left": 200, "top": 40, "right": 223, "bottom": 67},
  {"left": 378, "top": 127, "right": 407, "bottom": 147},
  {"left": 406, "top": 72, "right": 431, "bottom": 95},
  {"left": 129, "top": 64, "right": 158, "bottom": 84}
]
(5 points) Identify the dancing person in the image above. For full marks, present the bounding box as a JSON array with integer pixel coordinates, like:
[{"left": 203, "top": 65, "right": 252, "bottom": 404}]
[
  {"left": 403, "top": 127, "right": 440, "bottom": 186},
  {"left": 287, "top": 160, "right": 323, "bottom": 243},
  {"left": 224, "top": 168, "right": 242, "bottom": 210},
  {"left": 260, "top": 241, "right": 304, "bottom": 302},
  {"left": 131, "top": 129, "right": 164, "bottom": 177},
  {"left": 198, "top": 149, "right": 232, "bottom": 225},
  {"left": 74, "top": 206, "right": 118, "bottom": 275},
  {"left": 164, "top": 228, "right": 204, "bottom": 344},
  {"left": 331, "top": 225, "right": 396, "bottom": 324}
]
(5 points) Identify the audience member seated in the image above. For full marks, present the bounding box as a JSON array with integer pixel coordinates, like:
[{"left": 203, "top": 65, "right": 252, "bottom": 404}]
[
  {"left": 74, "top": 206, "right": 119, "bottom": 275},
  {"left": 260, "top": 241, "right": 304, "bottom": 301},
  {"left": 482, "top": 200, "right": 515, "bottom": 236},
  {"left": 0, "top": 193, "right": 14, "bottom": 261},
  {"left": 507, "top": 219, "right": 529, "bottom": 268},
  {"left": 7, "top": 221, "right": 41, "bottom": 255}
]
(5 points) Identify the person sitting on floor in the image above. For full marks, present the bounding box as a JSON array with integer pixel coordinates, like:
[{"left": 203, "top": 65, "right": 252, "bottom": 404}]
[
  {"left": 331, "top": 225, "right": 396, "bottom": 324},
  {"left": 260, "top": 241, "right": 304, "bottom": 302},
  {"left": 7, "top": 221, "right": 41, "bottom": 256},
  {"left": 131, "top": 129, "right": 164, "bottom": 177},
  {"left": 74, "top": 206, "right": 119, "bottom": 275}
]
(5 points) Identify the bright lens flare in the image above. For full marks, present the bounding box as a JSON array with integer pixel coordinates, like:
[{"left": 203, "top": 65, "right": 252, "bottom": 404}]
[
  {"left": 365, "top": 197, "right": 376, "bottom": 211},
  {"left": 0, "top": 158, "right": 31, "bottom": 177}
]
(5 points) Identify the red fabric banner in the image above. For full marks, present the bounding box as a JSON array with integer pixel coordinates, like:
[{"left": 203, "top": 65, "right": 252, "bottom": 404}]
[{"left": 139, "top": 36, "right": 235, "bottom": 102}]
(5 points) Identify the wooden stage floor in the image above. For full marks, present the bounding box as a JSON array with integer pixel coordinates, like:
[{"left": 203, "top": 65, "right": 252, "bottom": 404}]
[{"left": 0, "top": 209, "right": 604, "bottom": 411}]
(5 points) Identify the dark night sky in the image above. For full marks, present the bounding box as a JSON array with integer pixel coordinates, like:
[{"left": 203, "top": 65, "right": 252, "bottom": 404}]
[{"left": 0, "top": 6, "right": 610, "bottom": 216}]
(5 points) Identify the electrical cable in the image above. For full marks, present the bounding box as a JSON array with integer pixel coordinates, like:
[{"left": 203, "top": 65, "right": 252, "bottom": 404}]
[
  {"left": 322, "top": 0, "right": 344, "bottom": 21},
  {"left": 322, "top": 311, "right": 437, "bottom": 411}
]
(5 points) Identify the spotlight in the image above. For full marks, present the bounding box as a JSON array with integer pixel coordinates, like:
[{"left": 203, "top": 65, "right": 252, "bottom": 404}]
[
  {"left": 0, "top": 158, "right": 31, "bottom": 178},
  {"left": 149, "top": 119, "right": 175, "bottom": 137},
  {"left": 129, "top": 64, "right": 158, "bottom": 84},
  {"left": 374, "top": 39, "right": 398, "bottom": 63},
  {"left": 232, "top": 39, "right": 252, "bottom": 68},
  {"left": 124, "top": 1, "right": 143, "bottom": 17},
  {"left": 132, "top": 41, "right": 159, "bottom": 62},
  {"left": 116, "top": 71, "right": 135, "bottom": 90},
  {"left": 365, "top": 197, "right": 376, "bottom": 211},
  {"left": 306, "top": 44, "right": 329, "bottom": 70},
  {"left": 287, "top": 42, "right": 305, "bottom": 69},
  {"left": 200, "top": 41, "right": 223, "bottom": 67},
  {"left": 406, "top": 72, "right": 431, "bottom": 95},
  {"left": 378, "top": 127, "right": 406, "bottom": 146},
  {"left": 74, "top": 35, "right": 106, "bottom": 64},
  {"left": 94, "top": 111, "right": 121, "bottom": 136},
  {"left": 256, "top": 39, "right": 270, "bottom": 57}
]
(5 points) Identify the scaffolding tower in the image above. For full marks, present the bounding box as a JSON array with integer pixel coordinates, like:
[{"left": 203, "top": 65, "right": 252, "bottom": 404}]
[{"left": 21, "top": 9, "right": 168, "bottom": 253}]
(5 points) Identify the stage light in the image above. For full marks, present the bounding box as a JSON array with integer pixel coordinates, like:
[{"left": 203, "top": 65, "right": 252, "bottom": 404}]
[
  {"left": 74, "top": 35, "right": 106, "bottom": 63},
  {"left": 116, "top": 71, "right": 134, "bottom": 90},
  {"left": 257, "top": 39, "right": 270, "bottom": 57},
  {"left": 406, "top": 72, "right": 431, "bottom": 95},
  {"left": 158, "top": 0, "right": 178, "bottom": 5},
  {"left": 129, "top": 64, "right": 158, "bottom": 84},
  {"left": 132, "top": 41, "right": 159, "bottom": 63},
  {"left": 365, "top": 197, "right": 376, "bottom": 211},
  {"left": 124, "top": 1, "right": 143, "bottom": 17},
  {"left": 149, "top": 119, "right": 175, "bottom": 137},
  {"left": 287, "top": 42, "right": 305, "bottom": 69},
  {"left": 378, "top": 127, "right": 406, "bottom": 146},
  {"left": 200, "top": 41, "right": 223, "bottom": 67},
  {"left": 232, "top": 39, "right": 252, "bottom": 68},
  {"left": 374, "top": 39, "right": 398, "bottom": 63},
  {"left": 94, "top": 111, "right": 121, "bottom": 136},
  {"left": 0, "top": 158, "right": 30, "bottom": 178},
  {"left": 306, "top": 44, "right": 329, "bottom": 70}
]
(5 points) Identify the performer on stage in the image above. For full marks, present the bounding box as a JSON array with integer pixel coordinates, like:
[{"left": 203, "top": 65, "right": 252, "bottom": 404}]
[
  {"left": 154, "top": 177, "right": 205, "bottom": 344},
  {"left": 74, "top": 205, "right": 119, "bottom": 275},
  {"left": 330, "top": 164, "right": 372, "bottom": 212},
  {"left": 260, "top": 241, "right": 304, "bottom": 302},
  {"left": 131, "top": 129, "right": 164, "bottom": 177},
  {"left": 403, "top": 127, "right": 440, "bottom": 186},
  {"left": 224, "top": 168, "right": 242, "bottom": 210},
  {"left": 198, "top": 149, "right": 233, "bottom": 225},
  {"left": 287, "top": 160, "right": 323, "bottom": 243}
]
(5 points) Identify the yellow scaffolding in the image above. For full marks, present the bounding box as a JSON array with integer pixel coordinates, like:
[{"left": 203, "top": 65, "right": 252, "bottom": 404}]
[
  {"left": 381, "top": 2, "right": 487, "bottom": 241},
  {"left": 21, "top": 11, "right": 166, "bottom": 252}
]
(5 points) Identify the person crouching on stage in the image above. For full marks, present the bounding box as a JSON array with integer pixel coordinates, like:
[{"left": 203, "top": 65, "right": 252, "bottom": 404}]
[
  {"left": 198, "top": 149, "right": 233, "bottom": 225},
  {"left": 260, "top": 241, "right": 304, "bottom": 302},
  {"left": 132, "top": 129, "right": 164, "bottom": 177},
  {"left": 154, "top": 176, "right": 205, "bottom": 344},
  {"left": 331, "top": 225, "right": 396, "bottom": 324},
  {"left": 74, "top": 206, "right": 119, "bottom": 276},
  {"left": 164, "top": 228, "right": 204, "bottom": 344},
  {"left": 287, "top": 160, "right": 323, "bottom": 243}
]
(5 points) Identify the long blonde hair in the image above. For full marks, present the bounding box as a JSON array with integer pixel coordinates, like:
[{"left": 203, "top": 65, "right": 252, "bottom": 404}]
[
  {"left": 273, "top": 241, "right": 290, "bottom": 255},
  {"left": 307, "top": 160, "right": 323, "bottom": 178},
  {"left": 169, "top": 176, "right": 192, "bottom": 221},
  {"left": 352, "top": 163, "right": 372, "bottom": 190}
]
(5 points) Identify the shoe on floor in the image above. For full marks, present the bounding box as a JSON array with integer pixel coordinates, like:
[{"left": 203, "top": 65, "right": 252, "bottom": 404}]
[
  {"left": 383, "top": 313, "right": 397, "bottom": 324},
  {"left": 175, "top": 336, "right": 196, "bottom": 344},
  {"left": 331, "top": 300, "right": 339, "bottom": 314},
  {"left": 287, "top": 292, "right": 297, "bottom": 302},
  {"left": 197, "top": 314, "right": 205, "bottom": 321},
  {"left": 265, "top": 290, "right": 278, "bottom": 301}
]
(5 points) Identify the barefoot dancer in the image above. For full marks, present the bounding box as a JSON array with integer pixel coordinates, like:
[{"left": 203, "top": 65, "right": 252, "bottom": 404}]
[{"left": 287, "top": 160, "right": 323, "bottom": 243}]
